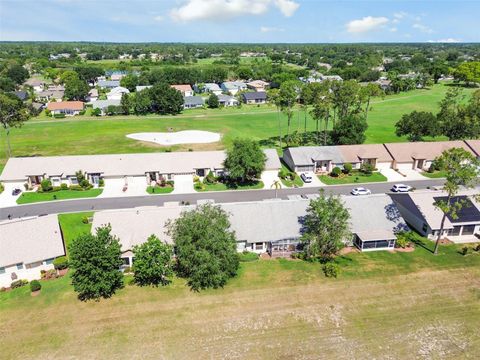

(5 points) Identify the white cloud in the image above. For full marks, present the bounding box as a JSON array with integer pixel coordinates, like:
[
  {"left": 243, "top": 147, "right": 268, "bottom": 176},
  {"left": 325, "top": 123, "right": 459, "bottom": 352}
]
[
  {"left": 428, "top": 38, "right": 461, "bottom": 43},
  {"left": 260, "top": 26, "right": 284, "bottom": 32},
  {"left": 346, "top": 16, "right": 389, "bottom": 33},
  {"left": 389, "top": 27, "right": 398, "bottom": 32},
  {"left": 413, "top": 23, "right": 434, "bottom": 34},
  {"left": 170, "top": 0, "right": 299, "bottom": 22},
  {"left": 153, "top": 15, "right": 164, "bottom": 22},
  {"left": 393, "top": 11, "right": 407, "bottom": 19}
]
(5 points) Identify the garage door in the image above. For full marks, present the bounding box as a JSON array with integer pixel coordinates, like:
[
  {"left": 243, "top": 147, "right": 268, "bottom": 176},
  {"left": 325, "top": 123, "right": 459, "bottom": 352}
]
[
  {"left": 376, "top": 162, "right": 392, "bottom": 170},
  {"left": 396, "top": 162, "right": 414, "bottom": 170}
]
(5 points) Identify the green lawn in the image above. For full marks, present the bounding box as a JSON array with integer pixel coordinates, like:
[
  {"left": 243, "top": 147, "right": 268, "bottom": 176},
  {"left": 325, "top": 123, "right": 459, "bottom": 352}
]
[
  {"left": 16, "top": 189, "right": 103, "bottom": 204},
  {"left": 195, "top": 181, "right": 264, "bottom": 192},
  {"left": 146, "top": 185, "right": 174, "bottom": 194},
  {"left": 57, "top": 212, "right": 93, "bottom": 255},
  {"left": 422, "top": 170, "right": 447, "bottom": 178},
  {"left": 319, "top": 171, "right": 387, "bottom": 185}
]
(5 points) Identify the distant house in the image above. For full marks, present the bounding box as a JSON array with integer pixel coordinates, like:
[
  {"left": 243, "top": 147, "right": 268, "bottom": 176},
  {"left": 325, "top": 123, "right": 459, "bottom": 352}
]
[
  {"left": 0, "top": 215, "right": 66, "bottom": 288},
  {"left": 218, "top": 94, "right": 238, "bottom": 107},
  {"left": 221, "top": 81, "right": 247, "bottom": 95},
  {"left": 183, "top": 96, "right": 204, "bottom": 109},
  {"left": 375, "top": 79, "right": 392, "bottom": 91},
  {"left": 86, "top": 88, "right": 98, "bottom": 102},
  {"left": 242, "top": 91, "right": 267, "bottom": 104},
  {"left": 135, "top": 85, "right": 152, "bottom": 92},
  {"left": 36, "top": 90, "right": 64, "bottom": 102},
  {"left": 24, "top": 78, "right": 46, "bottom": 93},
  {"left": 47, "top": 84, "right": 65, "bottom": 92},
  {"left": 90, "top": 99, "right": 121, "bottom": 116},
  {"left": 111, "top": 73, "right": 125, "bottom": 81},
  {"left": 321, "top": 75, "right": 343, "bottom": 82},
  {"left": 107, "top": 86, "right": 130, "bottom": 101},
  {"left": 246, "top": 80, "right": 269, "bottom": 92},
  {"left": 97, "top": 80, "right": 120, "bottom": 89},
  {"left": 31, "top": 102, "right": 44, "bottom": 112},
  {"left": 203, "top": 83, "right": 222, "bottom": 95},
  {"left": 171, "top": 84, "right": 193, "bottom": 97},
  {"left": 13, "top": 91, "right": 28, "bottom": 101},
  {"left": 47, "top": 101, "right": 84, "bottom": 116}
]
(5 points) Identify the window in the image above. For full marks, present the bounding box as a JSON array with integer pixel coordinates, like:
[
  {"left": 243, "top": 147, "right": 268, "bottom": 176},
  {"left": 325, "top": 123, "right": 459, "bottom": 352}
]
[
  {"left": 45, "top": 258, "right": 54, "bottom": 265},
  {"left": 0, "top": 267, "right": 5, "bottom": 274},
  {"left": 462, "top": 225, "right": 476, "bottom": 236},
  {"left": 69, "top": 176, "right": 78, "bottom": 185},
  {"left": 16, "top": 263, "right": 23, "bottom": 270},
  {"left": 26, "top": 261, "right": 42, "bottom": 269},
  {"left": 422, "top": 223, "right": 428, "bottom": 233},
  {"left": 255, "top": 242, "right": 263, "bottom": 250},
  {"left": 121, "top": 257, "right": 130, "bottom": 266}
]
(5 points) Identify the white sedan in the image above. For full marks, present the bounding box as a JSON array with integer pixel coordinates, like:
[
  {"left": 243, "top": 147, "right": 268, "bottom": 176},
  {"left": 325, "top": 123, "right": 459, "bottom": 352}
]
[
  {"left": 351, "top": 187, "right": 372, "bottom": 196},
  {"left": 391, "top": 184, "right": 412, "bottom": 193}
]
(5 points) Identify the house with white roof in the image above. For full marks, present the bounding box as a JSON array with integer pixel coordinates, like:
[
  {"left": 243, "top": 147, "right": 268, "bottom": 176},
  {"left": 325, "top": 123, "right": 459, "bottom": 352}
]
[
  {"left": 107, "top": 86, "right": 130, "bottom": 101},
  {"left": 90, "top": 99, "right": 121, "bottom": 116},
  {"left": 247, "top": 80, "right": 269, "bottom": 92},
  {"left": 203, "top": 83, "right": 222, "bottom": 95},
  {"left": 218, "top": 94, "right": 238, "bottom": 107},
  {"left": 221, "top": 81, "right": 247, "bottom": 95},
  {"left": 0, "top": 215, "right": 65, "bottom": 288}
]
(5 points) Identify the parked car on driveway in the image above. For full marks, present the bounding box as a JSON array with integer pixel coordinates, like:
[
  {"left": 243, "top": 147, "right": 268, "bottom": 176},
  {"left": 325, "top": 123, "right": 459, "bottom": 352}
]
[
  {"left": 391, "top": 184, "right": 412, "bottom": 193},
  {"left": 11, "top": 188, "right": 22, "bottom": 196},
  {"left": 351, "top": 187, "right": 371, "bottom": 196},
  {"left": 300, "top": 173, "right": 313, "bottom": 183}
]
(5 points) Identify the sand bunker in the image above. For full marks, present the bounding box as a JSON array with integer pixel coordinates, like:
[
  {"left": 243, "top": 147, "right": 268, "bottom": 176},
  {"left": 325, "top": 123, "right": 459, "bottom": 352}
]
[{"left": 126, "top": 130, "right": 221, "bottom": 145}]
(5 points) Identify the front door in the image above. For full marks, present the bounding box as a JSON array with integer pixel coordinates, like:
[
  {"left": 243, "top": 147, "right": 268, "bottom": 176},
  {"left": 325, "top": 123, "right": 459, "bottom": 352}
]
[{"left": 416, "top": 159, "right": 424, "bottom": 169}]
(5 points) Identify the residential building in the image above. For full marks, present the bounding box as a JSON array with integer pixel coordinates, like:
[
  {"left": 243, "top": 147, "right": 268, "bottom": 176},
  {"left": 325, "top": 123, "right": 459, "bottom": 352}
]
[
  {"left": 183, "top": 96, "right": 204, "bottom": 109},
  {"left": 135, "top": 85, "right": 152, "bottom": 92},
  {"left": 13, "top": 91, "right": 28, "bottom": 101},
  {"left": 246, "top": 80, "right": 269, "bottom": 92},
  {"left": 242, "top": 91, "right": 267, "bottom": 104},
  {"left": 106, "top": 86, "right": 130, "bottom": 100},
  {"left": 375, "top": 78, "right": 392, "bottom": 91},
  {"left": 90, "top": 99, "right": 121, "bottom": 116},
  {"left": 392, "top": 190, "right": 480, "bottom": 243},
  {"left": 337, "top": 144, "right": 393, "bottom": 170},
  {"left": 221, "top": 81, "right": 247, "bottom": 95},
  {"left": 218, "top": 94, "right": 238, "bottom": 107},
  {"left": 202, "top": 83, "right": 222, "bottom": 95},
  {"left": 0, "top": 215, "right": 65, "bottom": 288},
  {"left": 24, "top": 78, "right": 46, "bottom": 93},
  {"left": 171, "top": 84, "right": 194, "bottom": 97},
  {"left": 86, "top": 88, "right": 98, "bottom": 102},
  {"left": 465, "top": 140, "right": 480, "bottom": 159},
  {"left": 36, "top": 89, "right": 64, "bottom": 102},
  {"left": 47, "top": 101, "right": 84, "bottom": 116},
  {"left": 97, "top": 80, "right": 120, "bottom": 89}
]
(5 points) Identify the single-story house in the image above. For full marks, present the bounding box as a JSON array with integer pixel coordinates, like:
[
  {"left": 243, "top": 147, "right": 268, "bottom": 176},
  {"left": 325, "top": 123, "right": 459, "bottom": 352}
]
[
  {"left": 321, "top": 75, "right": 343, "bottom": 82},
  {"left": 31, "top": 102, "right": 44, "bottom": 112},
  {"left": 13, "top": 91, "right": 29, "bottom": 101},
  {"left": 136, "top": 85, "right": 152, "bottom": 92},
  {"left": 384, "top": 141, "right": 476, "bottom": 171},
  {"left": 24, "top": 78, "right": 46, "bottom": 93},
  {"left": 221, "top": 81, "right": 247, "bottom": 95},
  {"left": 36, "top": 89, "right": 64, "bottom": 102},
  {"left": 183, "top": 96, "right": 204, "bottom": 109},
  {"left": 337, "top": 144, "right": 393, "bottom": 170},
  {"left": 0, "top": 215, "right": 65, "bottom": 288},
  {"left": 242, "top": 91, "right": 267, "bottom": 104},
  {"left": 107, "top": 86, "right": 130, "bottom": 101},
  {"left": 90, "top": 99, "right": 121, "bottom": 116},
  {"left": 217, "top": 94, "right": 238, "bottom": 107},
  {"left": 375, "top": 79, "right": 392, "bottom": 91},
  {"left": 283, "top": 146, "right": 344, "bottom": 173},
  {"left": 203, "top": 83, "right": 222, "bottom": 95},
  {"left": 465, "top": 140, "right": 480, "bottom": 159},
  {"left": 86, "top": 88, "right": 98, "bottom": 102},
  {"left": 0, "top": 149, "right": 280, "bottom": 188},
  {"left": 391, "top": 190, "right": 480, "bottom": 243},
  {"left": 247, "top": 80, "right": 269, "bottom": 92},
  {"left": 111, "top": 73, "right": 125, "bottom": 81},
  {"left": 47, "top": 101, "right": 84, "bottom": 116},
  {"left": 171, "top": 84, "right": 193, "bottom": 97},
  {"left": 47, "top": 84, "right": 65, "bottom": 92},
  {"left": 97, "top": 80, "right": 120, "bottom": 89},
  {"left": 91, "top": 194, "right": 406, "bottom": 264}
]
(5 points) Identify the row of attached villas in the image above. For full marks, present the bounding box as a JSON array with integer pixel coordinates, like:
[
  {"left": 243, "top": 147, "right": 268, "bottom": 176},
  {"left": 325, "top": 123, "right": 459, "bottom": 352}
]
[
  {"left": 0, "top": 149, "right": 281, "bottom": 188},
  {"left": 2, "top": 189, "right": 479, "bottom": 288},
  {"left": 283, "top": 140, "right": 480, "bottom": 173}
]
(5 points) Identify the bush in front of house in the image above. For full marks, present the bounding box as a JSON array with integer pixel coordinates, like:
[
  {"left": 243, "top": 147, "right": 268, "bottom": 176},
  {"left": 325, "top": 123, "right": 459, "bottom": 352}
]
[
  {"left": 99, "top": 178, "right": 104, "bottom": 187},
  {"left": 53, "top": 256, "right": 69, "bottom": 270},
  {"left": 204, "top": 171, "right": 218, "bottom": 185},
  {"left": 60, "top": 183, "right": 68, "bottom": 190},
  {"left": 238, "top": 251, "right": 259, "bottom": 262},
  {"left": 82, "top": 216, "right": 89, "bottom": 224},
  {"left": 30, "top": 280, "right": 41, "bottom": 292},
  {"left": 360, "top": 163, "right": 374, "bottom": 175},
  {"left": 10, "top": 279, "right": 28, "bottom": 289},
  {"left": 461, "top": 246, "right": 469, "bottom": 256},
  {"left": 343, "top": 163, "right": 353, "bottom": 174},
  {"left": 322, "top": 262, "right": 340, "bottom": 278},
  {"left": 0, "top": 182, "right": 4, "bottom": 194},
  {"left": 331, "top": 167, "right": 342, "bottom": 177},
  {"left": 40, "top": 179, "right": 53, "bottom": 192},
  {"left": 53, "top": 113, "right": 66, "bottom": 118}
]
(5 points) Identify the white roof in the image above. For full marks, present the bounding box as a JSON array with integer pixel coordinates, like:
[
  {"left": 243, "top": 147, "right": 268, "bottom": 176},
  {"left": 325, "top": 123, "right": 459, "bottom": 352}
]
[
  {"left": 136, "top": 85, "right": 152, "bottom": 92},
  {"left": 0, "top": 215, "right": 64, "bottom": 267},
  {"left": 90, "top": 99, "right": 121, "bottom": 109},
  {"left": 107, "top": 86, "right": 130, "bottom": 96}
]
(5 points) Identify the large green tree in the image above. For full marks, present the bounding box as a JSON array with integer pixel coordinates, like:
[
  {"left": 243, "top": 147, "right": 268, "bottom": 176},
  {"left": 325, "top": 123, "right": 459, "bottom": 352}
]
[
  {"left": 69, "top": 225, "right": 124, "bottom": 301},
  {"left": 453, "top": 62, "right": 480, "bottom": 85},
  {"left": 223, "top": 138, "right": 266, "bottom": 183},
  {"left": 65, "top": 76, "right": 89, "bottom": 101},
  {"left": 132, "top": 235, "right": 174, "bottom": 286},
  {"left": 331, "top": 114, "right": 368, "bottom": 145},
  {"left": 0, "top": 92, "right": 30, "bottom": 158},
  {"left": 432, "top": 148, "right": 480, "bottom": 255},
  {"left": 277, "top": 80, "right": 299, "bottom": 144},
  {"left": 148, "top": 83, "right": 184, "bottom": 115},
  {"left": 301, "top": 191, "right": 351, "bottom": 261},
  {"left": 207, "top": 93, "right": 219, "bottom": 108},
  {"left": 166, "top": 204, "right": 239, "bottom": 291},
  {"left": 360, "top": 82, "right": 383, "bottom": 123},
  {"left": 395, "top": 111, "right": 440, "bottom": 141}
]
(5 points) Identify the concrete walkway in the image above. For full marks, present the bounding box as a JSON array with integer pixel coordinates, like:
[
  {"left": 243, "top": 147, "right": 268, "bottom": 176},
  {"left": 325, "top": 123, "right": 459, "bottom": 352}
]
[{"left": 0, "top": 182, "right": 24, "bottom": 207}]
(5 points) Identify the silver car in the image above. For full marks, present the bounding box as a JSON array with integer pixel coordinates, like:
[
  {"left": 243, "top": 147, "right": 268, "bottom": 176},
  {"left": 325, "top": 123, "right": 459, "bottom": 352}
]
[{"left": 351, "top": 187, "right": 371, "bottom": 196}]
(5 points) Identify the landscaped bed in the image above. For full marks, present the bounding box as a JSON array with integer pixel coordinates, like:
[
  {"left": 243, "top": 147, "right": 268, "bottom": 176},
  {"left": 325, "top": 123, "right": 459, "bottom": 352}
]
[
  {"left": 146, "top": 184, "right": 174, "bottom": 194},
  {"left": 195, "top": 180, "right": 264, "bottom": 192},
  {"left": 278, "top": 164, "right": 303, "bottom": 188},
  {"left": 319, "top": 171, "right": 387, "bottom": 185},
  {"left": 17, "top": 189, "right": 103, "bottom": 204},
  {"left": 422, "top": 170, "right": 447, "bottom": 179}
]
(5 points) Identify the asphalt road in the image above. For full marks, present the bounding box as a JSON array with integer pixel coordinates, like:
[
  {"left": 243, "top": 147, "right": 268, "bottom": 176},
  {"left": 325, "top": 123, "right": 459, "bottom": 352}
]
[{"left": 0, "top": 179, "right": 447, "bottom": 220}]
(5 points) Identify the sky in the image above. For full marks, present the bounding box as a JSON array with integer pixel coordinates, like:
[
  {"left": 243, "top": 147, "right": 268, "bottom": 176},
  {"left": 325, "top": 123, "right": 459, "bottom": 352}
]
[{"left": 0, "top": 0, "right": 479, "bottom": 43}]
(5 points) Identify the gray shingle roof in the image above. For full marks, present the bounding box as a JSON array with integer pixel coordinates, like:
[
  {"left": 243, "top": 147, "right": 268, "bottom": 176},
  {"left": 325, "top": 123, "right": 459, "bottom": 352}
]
[
  {"left": 184, "top": 96, "right": 204, "bottom": 106},
  {"left": 242, "top": 91, "right": 267, "bottom": 101},
  {"left": 284, "top": 146, "right": 344, "bottom": 166}
]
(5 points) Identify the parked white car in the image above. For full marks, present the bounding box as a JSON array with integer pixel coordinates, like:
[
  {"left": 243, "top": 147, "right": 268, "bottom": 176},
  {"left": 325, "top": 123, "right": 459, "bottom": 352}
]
[
  {"left": 391, "top": 184, "right": 412, "bottom": 193},
  {"left": 351, "top": 187, "right": 371, "bottom": 196},
  {"left": 300, "top": 173, "right": 313, "bottom": 183}
]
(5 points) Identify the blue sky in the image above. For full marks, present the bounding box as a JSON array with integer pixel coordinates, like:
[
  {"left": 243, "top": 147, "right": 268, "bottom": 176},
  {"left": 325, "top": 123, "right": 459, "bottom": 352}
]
[{"left": 0, "top": 0, "right": 478, "bottom": 43}]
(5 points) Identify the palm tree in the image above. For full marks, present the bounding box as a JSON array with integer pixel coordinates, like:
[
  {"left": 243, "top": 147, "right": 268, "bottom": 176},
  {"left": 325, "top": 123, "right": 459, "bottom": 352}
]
[{"left": 270, "top": 179, "right": 282, "bottom": 198}]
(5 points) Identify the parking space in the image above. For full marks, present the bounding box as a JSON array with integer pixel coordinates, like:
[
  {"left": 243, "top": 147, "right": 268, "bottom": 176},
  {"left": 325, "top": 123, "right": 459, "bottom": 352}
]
[
  {"left": 99, "top": 176, "right": 148, "bottom": 198},
  {"left": 297, "top": 172, "right": 324, "bottom": 187},
  {"left": 261, "top": 170, "right": 283, "bottom": 189},
  {"left": 0, "top": 182, "right": 24, "bottom": 207},
  {"left": 172, "top": 175, "right": 194, "bottom": 194}
]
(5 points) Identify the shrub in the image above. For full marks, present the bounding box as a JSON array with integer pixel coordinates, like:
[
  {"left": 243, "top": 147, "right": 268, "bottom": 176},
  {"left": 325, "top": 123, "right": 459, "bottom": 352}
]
[
  {"left": 122, "top": 266, "right": 132, "bottom": 274},
  {"left": 461, "top": 246, "right": 469, "bottom": 256},
  {"left": 331, "top": 167, "right": 342, "bottom": 177},
  {"left": 10, "top": 279, "right": 28, "bottom": 289},
  {"left": 99, "top": 178, "right": 105, "bottom": 187},
  {"left": 69, "top": 185, "right": 83, "bottom": 191},
  {"left": 238, "top": 251, "right": 259, "bottom": 262},
  {"left": 278, "top": 168, "right": 289, "bottom": 179},
  {"left": 474, "top": 244, "right": 480, "bottom": 252},
  {"left": 41, "top": 179, "right": 53, "bottom": 192},
  {"left": 0, "top": 182, "right": 4, "bottom": 194},
  {"left": 60, "top": 183, "right": 68, "bottom": 190},
  {"left": 41, "top": 269, "right": 58, "bottom": 280},
  {"left": 30, "top": 280, "right": 41, "bottom": 292},
  {"left": 79, "top": 110, "right": 86, "bottom": 115},
  {"left": 343, "top": 163, "right": 353, "bottom": 174},
  {"left": 360, "top": 163, "right": 374, "bottom": 175},
  {"left": 204, "top": 171, "right": 217, "bottom": 185},
  {"left": 82, "top": 216, "right": 89, "bottom": 224},
  {"left": 322, "top": 262, "right": 340, "bottom": 278},
  {"left": 53, "top": 113, "right": 66, "bottom": 118},
  {"left": 53, "top": 256, "right": 68, "bottom": 270}
]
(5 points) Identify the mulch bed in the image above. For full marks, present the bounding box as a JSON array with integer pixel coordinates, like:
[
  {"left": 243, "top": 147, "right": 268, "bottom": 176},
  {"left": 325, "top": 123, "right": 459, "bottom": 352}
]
[
  {"left": 394, "top": 246, "right": 415, "bottom": 253},
  {"left": 31, "top": 290, "right": 41, "bottom": 297}
]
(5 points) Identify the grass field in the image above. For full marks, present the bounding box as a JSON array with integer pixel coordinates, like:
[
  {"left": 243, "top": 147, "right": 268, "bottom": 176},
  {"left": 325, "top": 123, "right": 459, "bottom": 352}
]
[
  {"left": 16, "top": 189, "right": 103, "bottom": 204},
  {"left": 1, "top": 237, "right": 480, "bottom": 359},
  {"left": 0, "top": 83, "right": 475, "bottom": 172},
  {"left": 146, "top": 185, "right": 174, "bottom": 194},
  {"left": 422, "top": 170, "right": 448, "bottom": 179},
  {"left": 57, "top": 212, "right": 93, "bottom": 254},
  {"left": 319, "top": 171, "right": 388, "bottom": 185}
]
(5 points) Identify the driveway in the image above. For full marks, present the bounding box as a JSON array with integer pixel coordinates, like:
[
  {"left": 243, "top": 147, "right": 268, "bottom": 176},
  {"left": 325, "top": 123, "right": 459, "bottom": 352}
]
[
  {"left": 0, "top": 182, "right": 24, "bottom": 208},
  {"left": 99, "top": 176, "right": 148, "bottom": 198},
  {"left": 262, "top": 170, "right": 283, "bottom": 189},
  {"left": 172, "top": 175, "right": 194, "bottom": 194},
  {"left": 297, "top": 172, "right": 324, "bottom": 188}
]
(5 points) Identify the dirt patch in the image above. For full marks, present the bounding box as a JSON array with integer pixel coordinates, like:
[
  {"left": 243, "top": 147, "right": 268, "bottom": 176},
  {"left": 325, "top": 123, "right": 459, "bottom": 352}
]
[
  {"left": 395, "top": 246, "right": 415, "bottom": 253},
  {"left": 339, "top": 246, "right": 359, "bottom": 255},
  {"left": 31, "top": 290, "right": 41, "bottom": 297}
]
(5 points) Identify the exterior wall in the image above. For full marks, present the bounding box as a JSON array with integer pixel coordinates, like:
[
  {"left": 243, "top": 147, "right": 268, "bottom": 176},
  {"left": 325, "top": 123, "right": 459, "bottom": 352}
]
[
  {"left": 394, "top": 201, "right": 434, "bottom": 237},
  {"left": 51, "top": 109, "right": 81, "bottom": 116},
  {"left": 376, "top": 161, "right": 393, "bottom": 170},
  {"left": 395, "top": 162, "right": 415, "bottom": 171},
  {"left": 0, "top": 260, "right": 56, "bottom": 288},
  {"left": 353, "top": 236, "right": 396, "bottom": 251}
]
